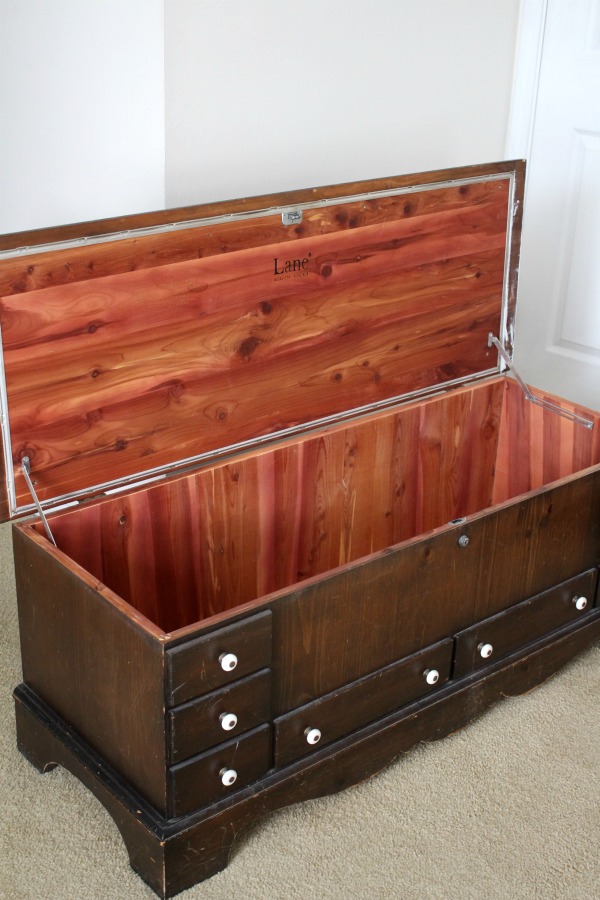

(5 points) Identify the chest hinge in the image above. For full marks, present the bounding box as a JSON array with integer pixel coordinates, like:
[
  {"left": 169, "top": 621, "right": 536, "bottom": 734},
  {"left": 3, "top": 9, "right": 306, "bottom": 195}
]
[
  {"left": 488, "top": 334, "right": 593, "bottom": 430},
  {"left": 21, "top": 457, "right": 57, "bottom": 546}
]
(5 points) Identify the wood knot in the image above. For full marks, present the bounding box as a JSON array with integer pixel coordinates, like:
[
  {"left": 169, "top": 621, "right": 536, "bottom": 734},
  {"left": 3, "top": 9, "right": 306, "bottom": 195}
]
[
  {"left": 162, "top": 380, "right": 184, "bottom": 401},
  {"left": 239, "top": 335, "right": 262, "bottom": 359}
]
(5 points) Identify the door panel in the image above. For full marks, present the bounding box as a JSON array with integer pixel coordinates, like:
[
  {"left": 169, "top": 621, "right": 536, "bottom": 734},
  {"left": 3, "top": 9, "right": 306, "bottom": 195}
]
[{"left": 514, "top": 0, "right": 600, "bottom": 409}]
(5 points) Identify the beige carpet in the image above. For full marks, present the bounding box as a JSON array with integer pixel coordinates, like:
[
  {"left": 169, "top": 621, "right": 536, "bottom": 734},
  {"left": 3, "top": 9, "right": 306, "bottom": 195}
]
[{"left": 1, "top": 520, "right": 599, "bottom": 900}]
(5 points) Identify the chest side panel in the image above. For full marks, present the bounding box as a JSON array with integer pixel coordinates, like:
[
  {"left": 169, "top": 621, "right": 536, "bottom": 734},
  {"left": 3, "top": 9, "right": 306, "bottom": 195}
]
[{"left": 11, "top": 526, "right": 168, "bottom": 813}]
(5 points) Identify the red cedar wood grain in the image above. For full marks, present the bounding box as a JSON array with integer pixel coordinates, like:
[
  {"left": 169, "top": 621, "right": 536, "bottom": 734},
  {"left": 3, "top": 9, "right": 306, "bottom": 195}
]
[
  {"left": 2, "top": 180, "right": 511, "bottom": 511},
  {"left": 41, "top": 378, "right": 600, "bottom": 641}
]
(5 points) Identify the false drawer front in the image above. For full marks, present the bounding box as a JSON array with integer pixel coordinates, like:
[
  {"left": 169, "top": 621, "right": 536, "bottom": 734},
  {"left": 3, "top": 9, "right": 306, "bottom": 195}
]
[
  {"left": 273, "top": 638, "right": 453, "bottom": 768},
  {"left": 168, "top": 668, "right": 272, "bottom": 763},
  {"left": 166, "top": 610, "right": 272, "bottom": 706},
  {"left": 168, "top": 724, "right": 272, "bottom": 818},
  {"left": 454, "top": 568, "right": 598, "bottom": 678}
]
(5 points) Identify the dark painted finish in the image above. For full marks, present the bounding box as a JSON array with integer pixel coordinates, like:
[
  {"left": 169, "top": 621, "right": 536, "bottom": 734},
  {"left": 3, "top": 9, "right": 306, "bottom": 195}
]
[
  {"left": 271, "top": 469, "right": 600, "bottom": 715},
  {"left": 166, "top": 611, "right": 273, "bottom": 706},
  {"left": 168, "top": 724, "right": 272, "bottom": 819},
  {"left": 168, "top": 668, "right": 272, "bottom": 763},
  {"left": 454, "top": 568, "right": 598, "bottom": 677},
  {"left": 12, "top": 526, "right": 168, "bottom": 814},
  {"left": 14, "top": 612, "right": 600, "bottom": 898},
  {"left": 274, "top": 638, "right": 453, "bottom": 767}
]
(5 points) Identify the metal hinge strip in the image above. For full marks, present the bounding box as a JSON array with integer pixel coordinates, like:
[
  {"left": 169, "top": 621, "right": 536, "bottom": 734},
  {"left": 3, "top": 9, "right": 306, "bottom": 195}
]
[
  {"left": 21, "top": 456, "right": 57, "bottom": 546},
  {"left": 488, "top": 333, "right": 594, "bottom": 430}
]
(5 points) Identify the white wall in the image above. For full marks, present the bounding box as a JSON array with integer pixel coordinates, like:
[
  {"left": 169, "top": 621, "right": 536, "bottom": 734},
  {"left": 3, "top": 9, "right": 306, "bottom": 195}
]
[
  {"left": 0, "top": 0, "right": 165, "bottom": 234},
  {"left": 506, "top": 0, "right": 600, "bottom": 409},
  {"left": 165, "top": 0, "right": 521, "bottom": 207},
  {"left": 0, "top": 1, "right": 521, "bottom": 233}
]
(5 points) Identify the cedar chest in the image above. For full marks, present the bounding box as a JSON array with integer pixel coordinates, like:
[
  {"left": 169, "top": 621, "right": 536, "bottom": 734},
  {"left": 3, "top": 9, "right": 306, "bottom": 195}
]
[{"left": 1, "top": 160, "right": 600, "bottom": 896}]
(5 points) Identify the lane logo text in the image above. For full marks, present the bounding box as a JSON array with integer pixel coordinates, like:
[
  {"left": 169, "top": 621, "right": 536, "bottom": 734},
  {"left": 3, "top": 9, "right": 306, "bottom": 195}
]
[{"left": 273, "top": 252, "right": 312, "bottom": 280}]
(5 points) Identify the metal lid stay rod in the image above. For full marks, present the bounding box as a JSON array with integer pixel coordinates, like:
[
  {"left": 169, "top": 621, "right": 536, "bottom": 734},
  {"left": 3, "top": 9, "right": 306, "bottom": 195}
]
[
  {"left": 21, "top": 457, "right": 57, "bottom": 546},
  {"left": 488, "top": 333, "right": 593, "bottom": 430}
]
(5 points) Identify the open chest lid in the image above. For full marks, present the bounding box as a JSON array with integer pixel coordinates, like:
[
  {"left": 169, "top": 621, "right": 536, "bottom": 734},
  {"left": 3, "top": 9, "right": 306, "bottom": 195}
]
[{"left": 0, "top": 160, "right": 525, "bottom": 522}]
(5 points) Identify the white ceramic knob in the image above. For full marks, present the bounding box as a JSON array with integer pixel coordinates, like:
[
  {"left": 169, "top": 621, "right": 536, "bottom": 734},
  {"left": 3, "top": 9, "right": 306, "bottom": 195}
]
[
  {"left": 219, "top": 652, "right": 238, "bottom": 672},
  {"left": 424, "top": 669, "right": 440, "bottom": 685},
  {"left": 219, "top": 767, "right": 237, "bottom": 787},
  {"left": 478, "top": 642, "right": 494, "bottom": 659},
  {"left": 573, "top": 596, "right": 588, "bottom": 611},
  {"left": 304, "top": 727, "right": 321, "bottom": 745},
  {"left": 219, "top": 712, "right": 238, "bottom": 731}
]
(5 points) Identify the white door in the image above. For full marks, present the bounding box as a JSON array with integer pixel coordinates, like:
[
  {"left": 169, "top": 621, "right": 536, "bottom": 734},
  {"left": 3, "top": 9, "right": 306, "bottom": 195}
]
[{"left": 513, "top": 0, "right": 600, "bottom": 409}]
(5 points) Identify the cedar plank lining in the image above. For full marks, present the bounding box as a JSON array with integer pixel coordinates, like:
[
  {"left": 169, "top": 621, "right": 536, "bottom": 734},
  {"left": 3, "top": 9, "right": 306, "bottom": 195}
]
[
  {"left": 492, "top": 379, "right": 600, "bottom": 504},
  {"left": 44, "top": 379, "right": 505, "bottom": 629},
  {"left": 41, "top": 377, "right": 600, "bottom": 638},
  {"left": 0, "top": 180, "right": 503, "bottom": 299},
  {"left": 2, "top": 182, "right": 510, "bottom": 509}
]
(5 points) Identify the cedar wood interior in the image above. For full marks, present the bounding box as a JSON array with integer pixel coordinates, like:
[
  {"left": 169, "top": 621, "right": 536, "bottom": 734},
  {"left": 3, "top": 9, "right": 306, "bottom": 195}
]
[{"left": 30, "top": 377, "right": 600, "bottom": 633}]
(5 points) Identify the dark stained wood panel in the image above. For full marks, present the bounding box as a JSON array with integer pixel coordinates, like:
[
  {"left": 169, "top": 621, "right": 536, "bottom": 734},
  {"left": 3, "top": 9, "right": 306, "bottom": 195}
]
[
  {"left": 270, "top": 468, "right": 600, "bottom": 713},
  {"left": 453, "top": 568, "right": 598, "bottom": 677},
  {"left": 12, "top": 525, "right": 168, "bottom": 812},
  {"left": 0, "top": 170, "right": 517, "bottom": 514},
  {"left": 168, "top": 669, "right": 272, "bottom": 763},
  {"left": 273, "top": 639, "right": 453, "bottom": 767},
  {"left": 166, "top": 611, "right": 273, "bottom": 705},
  {"left": 13, "top": 612, "right": 600, "bottom": 898},
  {"left": 167, "top": 724, "right": 272, "bottom": 819}
]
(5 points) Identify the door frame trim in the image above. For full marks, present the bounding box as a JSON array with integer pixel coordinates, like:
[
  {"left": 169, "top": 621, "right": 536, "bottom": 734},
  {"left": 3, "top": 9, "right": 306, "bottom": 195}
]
[{"left": 505, "top": 0, "right": 549, "bottom": 181}]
